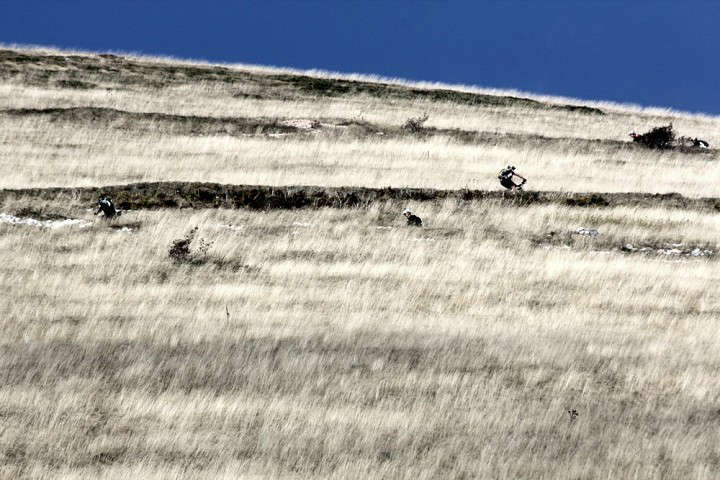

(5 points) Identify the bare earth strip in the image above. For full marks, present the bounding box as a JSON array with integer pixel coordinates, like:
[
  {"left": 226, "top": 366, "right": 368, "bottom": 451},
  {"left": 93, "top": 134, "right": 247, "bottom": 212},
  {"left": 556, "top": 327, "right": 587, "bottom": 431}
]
[{"left": 2, "top": 182, "right": 720, "bottom": 212}]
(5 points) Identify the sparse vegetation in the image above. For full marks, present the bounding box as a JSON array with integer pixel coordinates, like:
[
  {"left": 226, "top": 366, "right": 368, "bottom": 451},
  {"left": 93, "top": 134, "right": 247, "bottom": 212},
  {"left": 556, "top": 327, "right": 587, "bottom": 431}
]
[
  {"left": 402, "top": 112, "right": 429, "bottom": 133},
  {"left": 168, "top": 226, "right": 196, "bottom": 261},
  {"left": 168, "top": 226, "right": 213, "bottom": 263}
]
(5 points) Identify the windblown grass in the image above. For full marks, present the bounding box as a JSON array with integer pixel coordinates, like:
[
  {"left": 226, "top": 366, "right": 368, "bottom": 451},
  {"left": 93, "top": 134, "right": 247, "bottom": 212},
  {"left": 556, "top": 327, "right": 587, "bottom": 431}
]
[
  {"left": 2, "top": 112, "right": 720, "bottom": 195},
  {"left": 1, "top": 49, "right": 719, "bottom": 194},
  {"left": 2, "top": 204, "right": 720, "bottom": 478},
  {"left": 3, "top": 46, "right": 720, "bottom": 479}
]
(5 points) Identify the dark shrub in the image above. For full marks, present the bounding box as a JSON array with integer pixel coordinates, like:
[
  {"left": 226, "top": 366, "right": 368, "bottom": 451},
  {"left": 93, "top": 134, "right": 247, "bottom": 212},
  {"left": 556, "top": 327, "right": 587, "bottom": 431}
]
[
  {"left": 402, "top": 113, "right": 429, "bottom": 133},
  {"left": 168, "top": 227, "right": 198, "bottom": 262},
  {"left": 631, "top": 124, "right": 675, "bottom": 150}
]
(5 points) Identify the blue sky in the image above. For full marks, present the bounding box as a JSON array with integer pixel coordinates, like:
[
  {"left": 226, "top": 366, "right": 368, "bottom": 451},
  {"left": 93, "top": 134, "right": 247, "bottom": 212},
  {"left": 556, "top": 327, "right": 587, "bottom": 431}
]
[{"left": 1, "top": 1, "right": 718, "bottom": 114}]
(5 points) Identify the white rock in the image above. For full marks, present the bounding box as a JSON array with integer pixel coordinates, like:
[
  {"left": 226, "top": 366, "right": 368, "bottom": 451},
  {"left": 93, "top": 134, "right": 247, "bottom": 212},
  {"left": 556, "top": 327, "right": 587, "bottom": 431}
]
[{"left": 573, "top": 227, "right": 599, "bottom": 237}]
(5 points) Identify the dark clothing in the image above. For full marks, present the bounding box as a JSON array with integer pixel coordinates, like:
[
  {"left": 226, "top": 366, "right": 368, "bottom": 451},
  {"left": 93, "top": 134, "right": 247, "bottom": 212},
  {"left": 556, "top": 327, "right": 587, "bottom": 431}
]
[
  {"left": 500, "top": 177, "right": 516, "bottom": 190},
  {"left": 96, "top": 197, "right": 119, "bottom": 219},
  {"left": 406, "top": 214, "right": 423, "bottom": 226}
]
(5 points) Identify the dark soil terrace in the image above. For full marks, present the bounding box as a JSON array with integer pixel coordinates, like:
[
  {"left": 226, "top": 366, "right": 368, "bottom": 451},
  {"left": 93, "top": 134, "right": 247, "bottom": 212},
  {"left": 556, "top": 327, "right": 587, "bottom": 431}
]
[{"left": 2, "top": 182, "right": 719, "bottom": 212}]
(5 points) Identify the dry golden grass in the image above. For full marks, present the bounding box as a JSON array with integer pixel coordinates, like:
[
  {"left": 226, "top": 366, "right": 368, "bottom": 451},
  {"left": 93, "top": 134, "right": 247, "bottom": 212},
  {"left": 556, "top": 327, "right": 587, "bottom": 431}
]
[
  {"left": 2, "top": 204, "right": 720, "bottom": 478},
  {"left": 2, "top": 47, "right": 720, "bottom": 194},
  {"left": 3, "top": 46, "right": 720, "bottom": 479},
  {"left": 2, "top": 111, "right": 720, "bottom": 196}
]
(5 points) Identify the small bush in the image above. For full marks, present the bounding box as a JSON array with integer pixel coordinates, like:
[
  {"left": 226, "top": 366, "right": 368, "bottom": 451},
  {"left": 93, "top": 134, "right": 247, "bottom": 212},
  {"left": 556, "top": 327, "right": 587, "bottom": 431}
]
[
  {"left": 168, "top": 227, "right": 214, "bottom": 263},
  {"left": 677, "top": 136, "right": 694, "bottom": 148},
  {"left": 402, "top": 113, "right": 429, "bottom": 133},
  {"left": 195, "top": 237, "right": 213, "bottom": 257},
  {"left": 168, "top": 227, "right": 197, "bottom": 262},
  {"left": 631, "top": 124, "right": 675, "bottom": 150}
]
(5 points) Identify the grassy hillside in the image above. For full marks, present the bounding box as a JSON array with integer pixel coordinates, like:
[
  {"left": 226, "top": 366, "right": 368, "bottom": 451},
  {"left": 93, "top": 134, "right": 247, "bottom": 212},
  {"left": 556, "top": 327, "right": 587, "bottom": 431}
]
[
  {"left": 2, "top": 47, "right": 720, "bottom": 479},
  {"left": 2, "top": 47, "right": 720, "bottom": 194}
]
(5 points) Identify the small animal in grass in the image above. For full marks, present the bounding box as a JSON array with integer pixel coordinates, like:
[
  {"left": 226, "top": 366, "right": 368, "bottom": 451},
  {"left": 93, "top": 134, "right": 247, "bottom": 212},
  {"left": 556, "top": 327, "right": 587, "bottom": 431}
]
[
  {"left": 95, "top": 195, "right": 121, "bottom": 219},
  {"left": 402, "top": 208, "right": 423, "bottom": 227},
  {"left": 498, "top": 165, "right": 526, "bottom": 191},
  {"left": 567, "top": 409, "right": 579, "bottom": 423}
]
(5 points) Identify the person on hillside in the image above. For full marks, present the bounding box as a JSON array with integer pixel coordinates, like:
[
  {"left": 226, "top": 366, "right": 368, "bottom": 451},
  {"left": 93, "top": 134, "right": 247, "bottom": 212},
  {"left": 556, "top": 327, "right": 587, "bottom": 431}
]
[
  {"left": 402, "top": 208, "right": 423, "bottom": 227},
  {"left": 95, "top": 195, "right": 121, "bottom": 219},
  {"left": 498, "top": 165, "right": 526, "bottom": 191}
]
